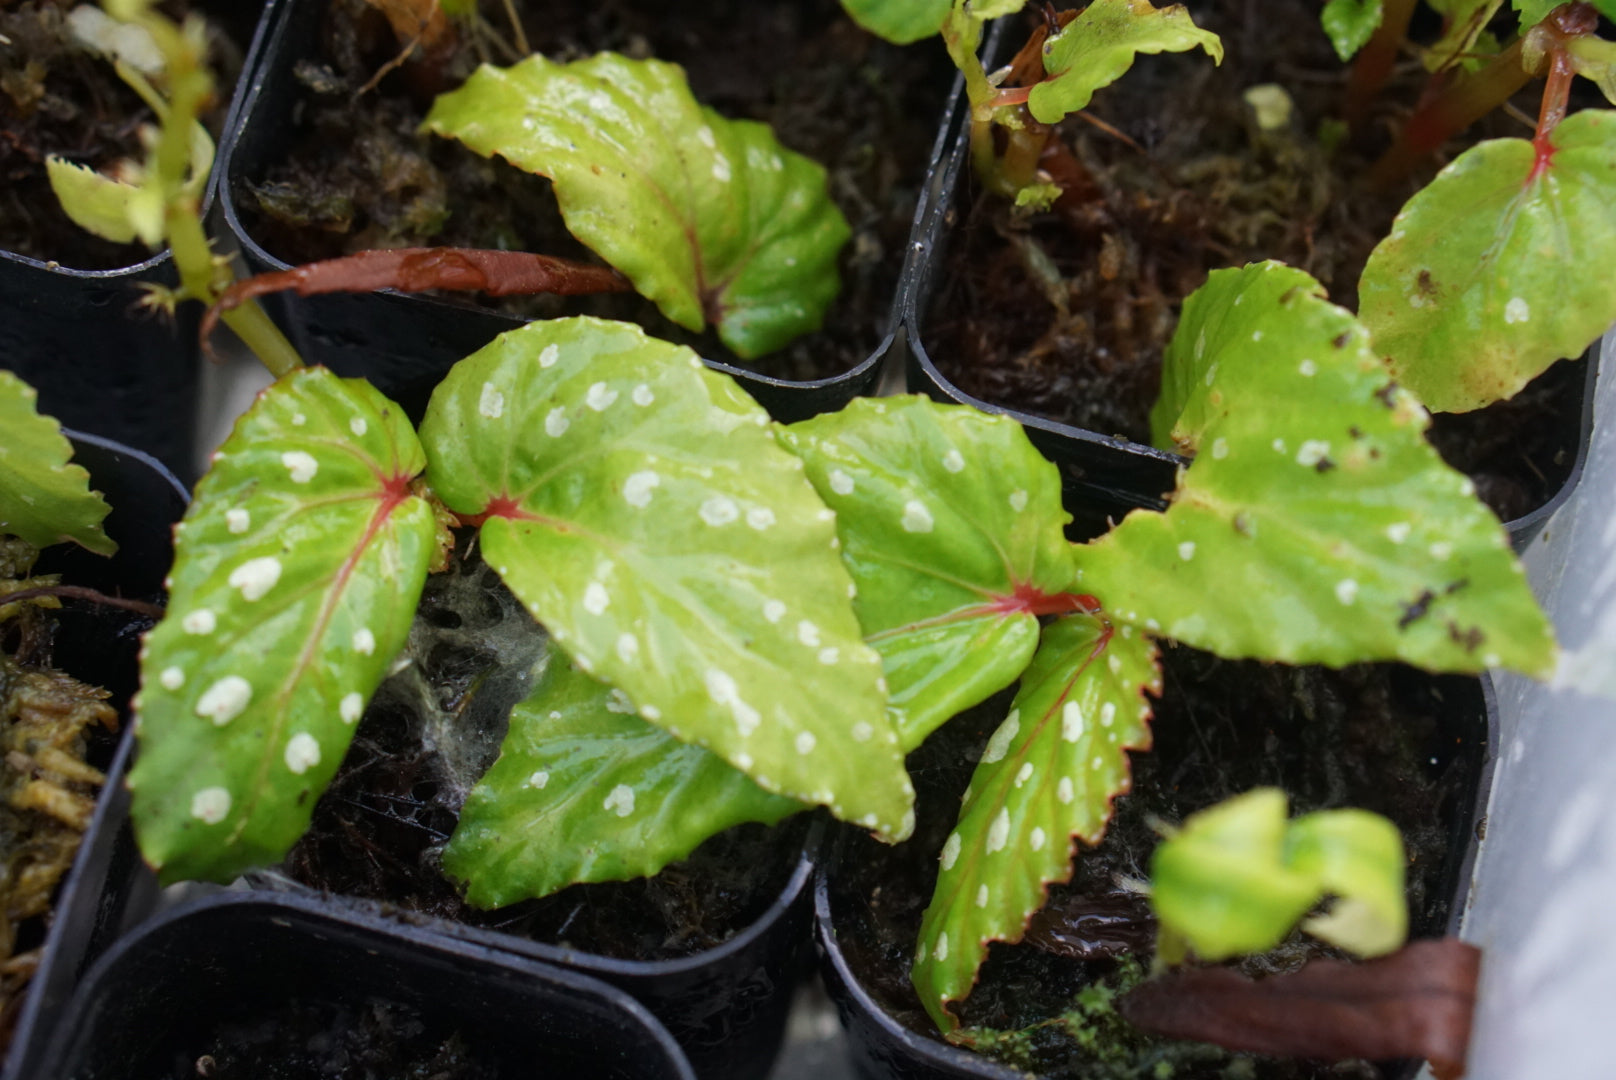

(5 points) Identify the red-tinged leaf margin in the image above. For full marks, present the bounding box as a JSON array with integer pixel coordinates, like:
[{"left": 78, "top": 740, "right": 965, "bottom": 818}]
[{"left": 911, "top": 613, "right": 1162, "bottom": 1033}]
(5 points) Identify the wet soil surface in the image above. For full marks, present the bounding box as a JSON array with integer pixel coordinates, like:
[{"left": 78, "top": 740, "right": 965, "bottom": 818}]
[
  {"left": 925, "top": 0, "right": 1587, "bottom": 524},
  {"left": 236, "top": 0, "right": 954, "bottom": 381},
  {"left": 830, "top": 650, "right": 1485, "bottom": 1079},
  {"left": 0, "top": 1, "right": 250, "bottom": 269},
  {"left": 159, "top": 997, "right": 499, "bottom": 1080},
  {"left": 277, "top": 535, "right": 807, "bottom": 962}
]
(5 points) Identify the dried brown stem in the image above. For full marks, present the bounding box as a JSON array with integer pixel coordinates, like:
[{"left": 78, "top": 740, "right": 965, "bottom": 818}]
[{"left": 1, "top": 586, "right": 164, "bottom": 620}]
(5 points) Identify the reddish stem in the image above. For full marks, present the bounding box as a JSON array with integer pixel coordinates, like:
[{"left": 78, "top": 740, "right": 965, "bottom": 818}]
[
  {"left": 457, "top": 493, "right": 546, "bottom": 528},
  {"left": 1530, "top": 41, "right": 1578, "bottom": 180},
  {"left": 0, "top": 585, "right": 165, "bottom": 619},
  {"left": 202, "top": 248, "right": 632, "bottom": 354},
  {"left": 1344, "top": 0, "right": 1418, "bottom": 132},
  {"left": 990, "top": 582, "right": 1103, "bottom": 618}
]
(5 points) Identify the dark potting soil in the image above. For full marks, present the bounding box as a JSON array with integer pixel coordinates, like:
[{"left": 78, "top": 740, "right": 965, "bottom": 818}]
[
  {"left": 278, "top": 533, "right": 808, "bottom": 962},
  {"left": 159, "top": 996, "right": 498, "bottom": 1080},
  {"left": 830, "top": 649, "right": 1483, "bottom": 1080},
  {"left": 237, "top": 0, "right": 954, "bottom": 382},
  {"left": 0, "top": 0, "right": 249, "bottom": 269},
  {"left": 926, "top": 0, "right": 1586, "bottom": 523}
]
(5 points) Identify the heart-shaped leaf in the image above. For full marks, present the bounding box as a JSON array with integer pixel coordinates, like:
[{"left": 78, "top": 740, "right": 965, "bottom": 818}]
[
  {"left": 910, "top": 613, "right": 1160, "bottom": 1032},
  {"left": 839, "top": 0, "right": 951, "bottom": 44},
  {"left": 1027, "top": 0, "right": 1223, "bottom": 126},
  {"left": 424, "top": 52, "right": 850, "bottom": 359},
  {"left": 130, "top": 368, "right": 441, "bottom": 883},
  {"left": 443, "top": 643, "right": 803, "bottom": 908},
  {"left": 1359, "top": 111, "right": 1616, "bottom": 412},
  {"left": 418, "top": 317, "right": 912, "bottom": 839},
  {"left": 1150, "top": 789, "right": 1407, "bottom": 963},
  {"left": 0, "top": 372, "right": 114, "bottom": 556},
  {"left": 1084, "top": 262, "right": 1556, "bottom": 677},
  {"left": 778, "top": 397, "right": 1080, "bottom": 752}
]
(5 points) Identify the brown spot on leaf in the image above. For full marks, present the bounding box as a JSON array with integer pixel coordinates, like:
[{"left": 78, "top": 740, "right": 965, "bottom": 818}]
[
  {"left": 1399, "top": 589, "right": 1436, "bottom": 630},
  {"left": 1374, "top": 382, "right": 1400, "bottom": 408},
  {"left": 1333, "top": 331, "right": 1353, "bottom": 349},
  {"left": 1416, "top": 269, "right": 1438, "bottom": 297},
  {"left": 1314, "top": 457, "right": 1337, "bottom": 474},
  {"left": 1447, "top": 622, "right": 1484, "bottom": 651}
]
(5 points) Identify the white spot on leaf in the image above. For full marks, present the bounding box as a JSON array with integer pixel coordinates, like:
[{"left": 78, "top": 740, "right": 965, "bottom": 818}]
[
  {"left": 852, "top": 721, "right": 874, "bottom": 742},
  {"left": 281, "top": 451, "right": 318, "bottom": 483},
  {"left": 1178, "top": 542, "right": 1196, "bottom": 561},
  {"left": 976, "top": 885, "right": 989, "bottom": 908},
  {"left": 1030, "top": 827, "right": 1047, "bottom": 851},
  {"left": 617, "top": 633, "right": 639, "bottom": 662},
  {"left": 350, "top": 417, "right": 367, "bottom": 436},
  {"left": 933, "top": 932, "right": 949, "bottom": 962},
  {"left": 624, "top": 471, "right": 660, "bottom": 508},
  {"left": 604, "top": 784, "right": 636, "bottom": 817},
  {"left": 797, "top": 620, "right": 821, "bottom": 647},
  {"left": 284, "top": 732, "right": 321, "bottom": 775},
  {"left": 1061, "top": 701, "right": 1084, "bottom": 742},
  {"left": 795, "top": 731, "right": 817, "bottom": 755},
  {"left": 607, "top": 689, "right": 636, "bottom": 714},
  {"left": 817, "top": 647, "right": 839, "bottom": 665},
  {"left": 1100, "top": 702, "right": 1115, "bottom": 727},
  {"left": 159, "top": 666, "right": 185, "bottom": 690},
  {"left": 940, "top": 832, "right": 961, "bottom": 870},
  {"left": 700, "top": 496, "right": 739, "bottom": 526},
  {"left": 982, "top": 711, "right": 1020, "bottom": 763},
  {"left": 196, "top": 676, "right": 251, "bottom": 726},
  {"left": 763, "top": 600, "right": 786, "bottom": 624},
  {"left": 586, "top": 382, "right": 618, "bottom": 411},
  {"left": 1211, "top": 438, "right": 1228, "bottom": 460},
  {"left": 632, "top": 384, "right": 655, "bottom": 406},
  {"left": 584, "top": 582, "right": 610, "bottom": 615},
  {"left": 539, "top": 344, "right": 560, "bottom": 368},
  {"left": 1299, "top": 359, "right": 1317, "bottom": 376},
  {"left": 1386, "top": 522, "right": 1412, "bottom": 544},
  {"left": 1505, "top": 297, "right": 1531, "bottom": 324},
  {"left": 1430, "top": 541, "right": 1453, "bottom": 560},
  {"left": 226, "top": 509, "right": 250, "bottom": 535},
  {"left": 986, "top": 808, "right": 1011, "bottom": 853},
  {"left": 829, "top": 469, "right": 855, "bottom": 496},
  {"left": 901, "top": 500, "right": 934, "bottom": 533},
  {"left": 942, "top": 450, "right": 965, "bottom": 473},
  {"left": 545, "top": 407, "right": 570, "bottom": 437},
  {"left": 526, "top": 770, "right": 550, "bottom": 790},
  {"left": 340, "top": 692, "right": 363, "bottom": 724},
  {"left": 353, "top": 628, "right": 376, "bottom": 655},
  {"left": 228, "top": 556, "right": 282, "bottom": 601},
  {"left": 191, "top": 787, "right": 231, "bottom": 824},
  {"left": 1296, "top": 441, "right": 1331, "bottom": 467},
  {"left": 1057, "top": 777, "right": 1075, "bottom": 804},
  {"left": 745, "top": 507, "right": 775, "bottom": 530},
  {"left": 1015, "top": 762, "right": 1034, "bottom": 787},
  {"left": 1009, "top": 490, "right": 1028, "bottom": 512}
]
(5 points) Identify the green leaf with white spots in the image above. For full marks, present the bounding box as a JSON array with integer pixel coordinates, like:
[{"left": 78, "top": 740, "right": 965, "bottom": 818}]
[
  {"left": 1027, "top": 0, "right": 1223, "bottom": 126},
  {"left": 418, "top": 317, "right": 912, "bottom": 839},
  {"left": 910, "top": 614, "right": 1160, "bottom": 1032},
  {"left": 423, "top": 52, "right": 850, "bottom": 359},
  {"left": 0, "top": 371, "right": 114, "bottom": 556},
  {"left": 443, "top": 646, "right": 803, "bottom": 908},
  {"left": 1359, "top": 112, "right": 1616, "bottom": 412},
  {"left": 779, "top": 397, "right": 1080, "bottom": 752},
  {"left": 839, "top": 0, "right": 951, "bottom": 44},
  {"left": 130, "top": 368, "right": 439, "bottom": 884},
  {"left": 1087, "top": 262, "right": 1555, "bottom": 677},
  {"left": 1150, "top": 789, "right": 1407, "bottom": 963},
  {"left": 1320, "top": 0, "right": 1383, "bottom": 62}
]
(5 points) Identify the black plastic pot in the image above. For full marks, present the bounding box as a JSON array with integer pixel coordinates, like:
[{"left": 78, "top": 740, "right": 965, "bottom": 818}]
[
  {"left": 900, "top": 18, "right": 1599, "bottom": 552},
  {"left": 1, "top": 433, "right": 188, "bottom": 1080},
  {"left": 249, "top": 818, "right": 824, "bottom": 1080},
  {"left": 0, "top": 2, "right": 279, "bottom": 482},
  {"left": 36, "top": 891, "right": 695, "bottom": 1079},
  {"left": 214, "top": 0, "right": 960, "bottom": 423}
]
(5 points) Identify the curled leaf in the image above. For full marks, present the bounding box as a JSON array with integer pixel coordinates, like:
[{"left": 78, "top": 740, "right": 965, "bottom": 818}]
[
  {"left": 910, "top": 613, "right": 1160, "bottom": 1032},
  {"left": 418, "top": 318, "right": 912, "bottom": 838},
  {"left": 424, "top": 52, "right": 850, "bottom": 358},
  {"left": 0, "top": 371, "right": 115, "bottom": 556},
  {"left": 443, "top": 645, "right": 803, "bottom": 908},
  {"left": 778, "top": 397, "right": 1079, "bottom": 751},
  {"left": 1120, "top": 939, "right": 1481, "bottom": 1080},
  {"left": 130, "top": 369, "right": 440, "bottom": 883}
]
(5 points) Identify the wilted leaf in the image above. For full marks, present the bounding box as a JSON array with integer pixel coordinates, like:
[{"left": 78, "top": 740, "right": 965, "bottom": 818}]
[
  {"left": 778, "top": 397, "right": 1079, "bottom": 751},
  {"left": 910, "top": 613, "right": 1160, "bottom": 1032},
  {"left": 443, "top": 645, "right": 803, "bottom": 908},
  {"left": 131, "top": 369, "right": 440, "bottom": 883},
  {"left": 1359, "top": 111, "right": 1616, "bottom": 412},
  {"left": 1027, "top": 0, "right": 1223, "bottom": 125},
  {"left": 839, "top": 0, "right": 951, "bottom": 44},
  {"left": 1150, "top": 788, "right": 1406, "bottom": 963},
  {"left": 1321, "top": 0, "right": 1384, "bottom": 61},
  {"left": 0, "top": 371, "right": 114, "bottom": 556},
  {"left": 1085, "top": 262, "right": 1556, "bottom": 677},
  {"left": 424, "top": 53, "right": 849, "bottom": 358},
  {"left": 418, "top": 317, "right": 912, "bottom": 839},
  {"left": 1120, "top": 939, "right": 1481, "bottom": 1080}
]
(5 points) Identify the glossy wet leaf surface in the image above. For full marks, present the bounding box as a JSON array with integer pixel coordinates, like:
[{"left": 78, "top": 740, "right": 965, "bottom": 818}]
[
  {"left": 424, "top": 52, "right": 850, "bottom": 359},
  {"left": 1027, "top": 0, "right": 1223, "bottom": 125},
  {"left": 1359, "top": 111, "right": 1616, "bottom": 412},
  {"left": 131, "top": 369, "right": 439, "bottom": 883},
  {"left": 0, "top": 372, "right": 114, "bottom": 556},
  {"left": 1086, "top": 263, "right": 1556, "bottom": 677},
  {"left": 910, "top": 613, "right": 1160, "bottom": 1032},
  {"left": 779, "top": 397, "right": 1078, "bottom": 751},
  {"left": 443, "top": 647, "right": 802, "bottom": 908},
  {"left": 418, "top": 318, "right": 912, "bottom": 838}
]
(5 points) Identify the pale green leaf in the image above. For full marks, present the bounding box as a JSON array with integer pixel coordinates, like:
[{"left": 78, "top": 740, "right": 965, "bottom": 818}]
[
  {"left": 1087, "top": 262, "right": 1556, "bottom": 677},
  {"left": 418, "top": 318, "right": 913, "bottom": 839},
  {"left": 0, "top": 372, "right": 115, "bottom": 556},
  {"left": 443, "top": 645, "right": 803, "bottom": 908},
  {"left": 45, "top": 157, "right": 142, "bottom": 245},
  {"left": 1150, "top": 789, "right": 1407, "bottom": 962},
  {"left": 423, "top": 53, "right": 849, "bottom": 359},
  {"left": 1424, "top": 1, "right": 1503, "bottom": 72},
  {"left": 130, "top": 369, "right": 440, "bottom": 883},
  {"left": 1512, "top": 0, "right": 1557, "bottom": 28},
  {"left": 778, "top": 397, "right": 1078, "bottom": 752},
  {"left": 839, "top": 0, "right": 951, "bottom": 44},
  {"left": 1027, "top": 0, "right": 1223, "bottom": 126},
  {"left": 1321, "top": 0, "right": 1383, "bottom": 62},
  {"left": 910, "top": 614, "right": 1160, "bottom": 1032},
  {"left": 1360, "top": 112, "right": 1616, "bottom": 412}
]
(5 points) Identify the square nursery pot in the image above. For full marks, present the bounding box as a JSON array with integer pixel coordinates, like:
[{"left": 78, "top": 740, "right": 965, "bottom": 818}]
[
  {"left": 0, "top": 2, "right": 277, "bottom": 482},
  {"left": 811, "top": 487, "right": 1496, "bottom": 1080},
  {"left": 35, "top": 891, "right": 696, "bottom": 1079},
  {"left": 2, "top": 434, "right": 189, "bottom": 1080},
  {"left": 899, "top": 7, "right": 1599, "bottom": 553},
  {"left": 214, "top": 0, "right": 961, "bottom": 423}
]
